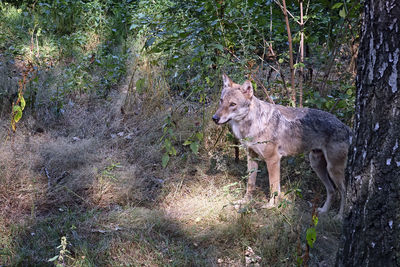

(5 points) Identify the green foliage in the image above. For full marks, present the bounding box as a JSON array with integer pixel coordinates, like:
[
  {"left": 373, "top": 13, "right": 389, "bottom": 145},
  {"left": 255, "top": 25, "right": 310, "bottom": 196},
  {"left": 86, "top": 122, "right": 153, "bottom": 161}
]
[
  {"left": 306, "top": 215, "right": 318, "bottom": 248},
  {"left": 183, "top": 131, "right": 203, "bottom": 154},
  {"left": 135, "top": 77, "right": 146, "bottom": 93},
  {"left": 0, "top": 0, "right": 130, "bottom": 107},
  {"left": 304, "top": 82, "right": 355, "bottom": 123},
  {"left": 48, "top": 236, "right": 72, "bottom": 266},
  {"left": 1, "top": 0, "right": 359, "bottom": 146},
  {"left": 101, "top": 162, "right": 122, "bottom": 181},
  {"left": 12, "top": 104, "right": 22, "bottom": 121},
  {"left": 126, "top": 0, "right": 359, "bottom": 122},
  {"left": 306, "top": 227, "right": 316, "bottom": 248},
  {"left": 160, "top": 115, "right": 177, "bottom": 168}
]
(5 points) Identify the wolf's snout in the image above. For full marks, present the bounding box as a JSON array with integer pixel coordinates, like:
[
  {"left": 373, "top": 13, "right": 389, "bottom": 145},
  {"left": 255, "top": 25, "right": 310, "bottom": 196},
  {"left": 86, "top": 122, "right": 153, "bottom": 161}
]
[{"left": 212, "top": 114, "right": 220, "bottom": 124}]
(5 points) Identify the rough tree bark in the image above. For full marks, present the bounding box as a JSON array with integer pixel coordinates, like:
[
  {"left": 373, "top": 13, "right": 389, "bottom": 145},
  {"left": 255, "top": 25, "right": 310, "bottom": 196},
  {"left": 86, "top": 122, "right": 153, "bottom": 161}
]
[{"left": 336, "top": 0, "right": 400, "bottom": 266}]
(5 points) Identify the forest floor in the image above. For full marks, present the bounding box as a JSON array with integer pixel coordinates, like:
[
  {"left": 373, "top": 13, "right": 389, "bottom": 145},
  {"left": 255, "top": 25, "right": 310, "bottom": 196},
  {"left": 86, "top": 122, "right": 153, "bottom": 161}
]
[{"left": 0, "top": 56, "right": 343, "bottom": 266}]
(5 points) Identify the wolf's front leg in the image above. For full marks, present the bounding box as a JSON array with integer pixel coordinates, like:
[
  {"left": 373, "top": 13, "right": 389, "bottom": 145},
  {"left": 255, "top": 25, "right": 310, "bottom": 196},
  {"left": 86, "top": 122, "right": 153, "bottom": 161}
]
[
  {"left": 244, "top": 149, "right": 259, "bottom": 201},
  {"left": 265, "top": 153, "right": 282, "bottom": 206}
]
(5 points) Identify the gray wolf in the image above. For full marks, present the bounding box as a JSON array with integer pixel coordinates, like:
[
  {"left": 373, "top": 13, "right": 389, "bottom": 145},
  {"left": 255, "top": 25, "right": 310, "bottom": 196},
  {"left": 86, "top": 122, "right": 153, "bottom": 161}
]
[{"left": 212, "top": 74, "right": 351, "bottom": 217}]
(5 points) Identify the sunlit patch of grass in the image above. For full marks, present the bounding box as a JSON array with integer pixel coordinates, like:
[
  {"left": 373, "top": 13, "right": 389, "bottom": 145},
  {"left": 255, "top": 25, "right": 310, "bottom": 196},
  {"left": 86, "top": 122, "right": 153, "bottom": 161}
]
[
  {"left": 83, "top": 31, "right": 101, "bottom": 53},
  {"left": 92, "top": 207, "right": 217, "bottom": 266},
  {"left": 162, "top": 175, "right": 237, "bottom": 225}
]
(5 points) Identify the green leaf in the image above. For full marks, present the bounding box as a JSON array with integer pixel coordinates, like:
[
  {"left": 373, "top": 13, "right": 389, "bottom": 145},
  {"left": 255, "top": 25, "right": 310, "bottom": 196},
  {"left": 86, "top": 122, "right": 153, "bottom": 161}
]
[
  {"left": 136, "top": 78, "right": 146, "bottom": 93},
  {"left": 339, "top": 7, "right": 346, "bottom": 18},
  {"left": 183, "top": 140, "right": 192, "bottom": 146},
  {"left": 295, "top": 188, "right": 303, "bottom": 198},
  {"left": 251, "top": 81, "right": 257, "bottom": 91},
  {"left": 337, "top": 99, "right": 347, "bottom": 108},
  {"left": 297, "top": 257, "right": 303, "bottom": 265},
  {"left": 306, "top": 227, "right": 317, "bottom": 248},
  {"left": 48, "top": 255, "right": 59, "bottom": 262},
  {"left": 190, "top": 141, "right": 199, "bottom": 154},
  {"left": 19, "top": 94, "right": 26, "bottom": 111},
  {"left": 145, "top": 37, "right": 156, "bottom": 48},
  {"left": 13, "top": 105, "right": 22, "bottom": 123},
  {"left": 195, "top": 132, "right": 203, "bottom": 140},
  {"left": 164, "top": 139, "right": 172, "bottom": 151},
  {"left": 11, "top": 120, "right": 16, "bottom": 131},
  {"left": 331, "top": 2, "right": 343, "bottom": 9},
  {"left": 170, "top": 146, "right": 177, "bottom": 156},
  {"left": 325, "top": 100, "right": 333, "bottom": 109},
  {"left": 162, "top": 153, "right": 169, "bottom": 168},
  {"left": 129, "top": 23, "right": 139, "bottom": 30},
  {"left": 346, "top": 88, "right": 353, "bottom": 96},
  {"left": 312, "top": 215, "right": 319, "bottom": 226},
  {"left": 294, "top": 62, "right": 305, "bottom": 69},
  {"left": 211, "top": 43, "right": 224, "bottom": 51}
]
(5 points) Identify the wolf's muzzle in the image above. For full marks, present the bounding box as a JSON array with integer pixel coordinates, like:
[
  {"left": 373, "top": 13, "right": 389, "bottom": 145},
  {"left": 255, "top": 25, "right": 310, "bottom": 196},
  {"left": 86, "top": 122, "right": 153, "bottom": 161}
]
[{"left": 212, "top": 114, "right": 220, "bottom": 124}]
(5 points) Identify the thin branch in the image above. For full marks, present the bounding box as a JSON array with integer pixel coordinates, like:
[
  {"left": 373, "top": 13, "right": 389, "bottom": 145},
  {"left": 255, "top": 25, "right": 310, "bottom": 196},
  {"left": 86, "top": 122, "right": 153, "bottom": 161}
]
[
  {"left": 267, "top": 44, "right": 290, "bottom": 97},
  {"left": 274, "top": 0, "right": 300, "bottom": 24},
  {"left": 252, "top": 76, "right": 275, "bottom": 104}
]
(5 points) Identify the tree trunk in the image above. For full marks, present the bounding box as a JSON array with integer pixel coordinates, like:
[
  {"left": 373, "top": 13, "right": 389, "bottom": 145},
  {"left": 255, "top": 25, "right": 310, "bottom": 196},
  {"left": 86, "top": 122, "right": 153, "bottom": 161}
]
[
  {"left": 336, "top": 0, "right": 400, "bottom": 266},
  {"left": 281, "top": 0, "right": 296, "bottom": 106},
  {"left": 298, "top": 0, "right": 304, "bottom": 107}
]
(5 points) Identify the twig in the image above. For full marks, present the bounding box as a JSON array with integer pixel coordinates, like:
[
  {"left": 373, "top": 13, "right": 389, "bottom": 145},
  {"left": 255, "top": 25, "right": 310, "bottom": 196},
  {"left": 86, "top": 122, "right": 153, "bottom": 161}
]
[
  {"left": 234, "top": 139, "right": 240, "bottom": 163},
  {"left": 251, "top": 76, "right": 275, "bottom": 104},
  {"left": 268, "top": 44, "right": 290, "bottom": 99},
  {"left": 224, "top": 47, "right": 241, "bottom": 62},
  {"left": 274, "top": 0, "right": 300, "bottom": 24},
  {"left": 62, "top": 186, "right": 91, "bottom": 205},
  {"left": 44, "top": 167, "right": 51, "bottom": 188},
  {"left": 212, "top": 126, "right": 227, "bottom": 149},
  {"left": 44, "top": 167, "right": 70, "bottom": 189},
  {"left": 56, "top": 171, "right": 69, "bottom": 183}
]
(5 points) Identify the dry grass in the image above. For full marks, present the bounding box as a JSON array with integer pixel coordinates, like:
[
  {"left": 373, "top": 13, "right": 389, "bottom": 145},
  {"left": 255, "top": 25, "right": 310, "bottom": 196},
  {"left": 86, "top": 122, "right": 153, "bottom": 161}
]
[{"left": 0, "top": 111, "right": 342, "bottom": 266}]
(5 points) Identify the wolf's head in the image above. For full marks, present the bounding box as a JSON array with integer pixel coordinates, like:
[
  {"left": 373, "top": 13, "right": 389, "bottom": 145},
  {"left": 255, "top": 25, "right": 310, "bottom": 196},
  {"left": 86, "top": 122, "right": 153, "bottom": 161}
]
[{"left": 212, "top": 74, "right": 253, "bottom": 124}]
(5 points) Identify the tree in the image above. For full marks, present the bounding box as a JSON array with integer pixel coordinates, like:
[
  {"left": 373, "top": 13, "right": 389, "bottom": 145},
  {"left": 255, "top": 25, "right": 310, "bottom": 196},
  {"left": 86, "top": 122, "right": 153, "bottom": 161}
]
[{"left": 336, "top": 0, "right": 400, "bottom": 265}]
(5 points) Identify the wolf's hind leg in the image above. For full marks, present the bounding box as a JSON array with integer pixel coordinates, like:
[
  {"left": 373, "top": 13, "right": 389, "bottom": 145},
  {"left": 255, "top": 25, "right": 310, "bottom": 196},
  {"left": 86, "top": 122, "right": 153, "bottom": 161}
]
[
  {"left": 324, "top": 149, "right": 347, "bottom": 218},
  {"left": 309, "top": 150, "right": 335, "bottom": 214}
]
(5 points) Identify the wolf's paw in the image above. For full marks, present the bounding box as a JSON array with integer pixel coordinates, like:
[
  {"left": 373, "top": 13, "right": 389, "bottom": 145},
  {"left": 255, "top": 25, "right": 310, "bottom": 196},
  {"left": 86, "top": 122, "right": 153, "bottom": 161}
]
[
  {"left": 317, "top": 207, "right": 328, "bottom": 214},
  {"left": 260, "top": 197, "right": 276, "bottom": 209},
  {"left": 233, "top": 198, "right": 247, "bottom": 205},
  {"left": 232, "top": 196, "right": 253, "bottom": 210}
]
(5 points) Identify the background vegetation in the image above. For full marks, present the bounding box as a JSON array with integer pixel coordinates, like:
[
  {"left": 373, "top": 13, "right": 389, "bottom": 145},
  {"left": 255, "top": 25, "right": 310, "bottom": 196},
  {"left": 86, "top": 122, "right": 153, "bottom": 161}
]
[{"left": 0, "top": 0, "right": 360, "bottom": 265}]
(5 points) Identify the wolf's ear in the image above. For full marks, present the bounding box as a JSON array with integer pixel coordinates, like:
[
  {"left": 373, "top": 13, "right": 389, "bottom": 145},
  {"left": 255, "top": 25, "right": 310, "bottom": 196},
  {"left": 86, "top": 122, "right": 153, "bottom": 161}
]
[
  {"left": 222, "top": 73, "right": 233, "bottom": 89},
  {"left": 241, "top": 80, "right": 253, "bottom": 99}
]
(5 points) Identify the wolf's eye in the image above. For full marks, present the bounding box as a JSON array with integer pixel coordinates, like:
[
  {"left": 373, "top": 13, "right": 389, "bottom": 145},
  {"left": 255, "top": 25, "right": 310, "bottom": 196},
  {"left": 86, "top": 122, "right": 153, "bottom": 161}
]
[{"left": 229, "top": 102, "right": 236, "bottom": 107}]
